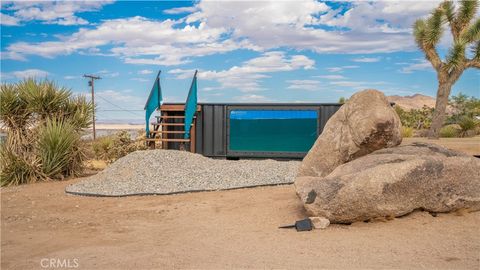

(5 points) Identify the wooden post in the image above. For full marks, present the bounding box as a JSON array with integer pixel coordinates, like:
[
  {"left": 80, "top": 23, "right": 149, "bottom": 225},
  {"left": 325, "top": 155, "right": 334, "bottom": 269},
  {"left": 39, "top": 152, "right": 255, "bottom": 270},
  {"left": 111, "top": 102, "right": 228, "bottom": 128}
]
[
  {"left": 83, "top": 74, "right": 101, "bottom": 140},
  {"left": 190, "top": 118, "right": 196, "bottom": 153}
]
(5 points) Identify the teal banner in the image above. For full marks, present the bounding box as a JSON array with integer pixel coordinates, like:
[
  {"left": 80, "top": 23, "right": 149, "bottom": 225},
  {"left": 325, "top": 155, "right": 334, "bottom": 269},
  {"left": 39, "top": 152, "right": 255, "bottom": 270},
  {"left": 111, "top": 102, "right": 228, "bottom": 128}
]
[{"left": 144, "top": 71, "right": 162, "bottom": 137}]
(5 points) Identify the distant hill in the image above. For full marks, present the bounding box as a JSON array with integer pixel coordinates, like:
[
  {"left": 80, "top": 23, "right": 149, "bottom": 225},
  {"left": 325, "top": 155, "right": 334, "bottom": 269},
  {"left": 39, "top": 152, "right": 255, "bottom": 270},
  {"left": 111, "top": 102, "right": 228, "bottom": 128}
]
[{"left": 388, "top": 94, "right": 435, "bottom": 111}]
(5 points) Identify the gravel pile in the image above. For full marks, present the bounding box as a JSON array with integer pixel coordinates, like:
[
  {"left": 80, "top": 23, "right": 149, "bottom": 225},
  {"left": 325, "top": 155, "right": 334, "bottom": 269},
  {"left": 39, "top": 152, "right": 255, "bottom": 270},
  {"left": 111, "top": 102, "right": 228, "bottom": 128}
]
[{"left": 66, "top": 150, "right": 300, "bottom": 196}]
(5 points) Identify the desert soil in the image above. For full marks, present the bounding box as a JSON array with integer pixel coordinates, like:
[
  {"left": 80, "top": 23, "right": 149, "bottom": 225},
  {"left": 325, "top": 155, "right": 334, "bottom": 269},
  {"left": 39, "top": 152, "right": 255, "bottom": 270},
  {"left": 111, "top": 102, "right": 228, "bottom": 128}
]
[
  {"left": 2, "top": 178, "right": 479, "bottom": 269},
  {"left": 402, "top": 136, "right": 480, "bottom": 156}
]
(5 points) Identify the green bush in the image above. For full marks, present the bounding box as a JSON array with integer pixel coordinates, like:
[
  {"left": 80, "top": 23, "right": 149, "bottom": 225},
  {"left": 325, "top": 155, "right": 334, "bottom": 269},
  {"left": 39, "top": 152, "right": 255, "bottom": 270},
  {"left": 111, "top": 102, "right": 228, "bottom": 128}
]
[
  {"left": 92, "top": 136, "right": 115, "bottom": 161},
  {"left": 439, "top": 125, "right": 460, "bottom": 138},
  {"left": 0, "top": 78, "right": 93, "bottom": 186},
  {"left": 37, "top": 119, "right": 84, "bottom": 178},
  {"left": 92, "top": 130, "right": 146, "bottom": 163},
  {"left": 401, "top": 126, "right": 414, "bottom": 138},
  {"left": 457, "top": 116, "right": 478, "bottom": 137},
  {"left": 395, "top": 105, "right": 433, "bottom": 129},
  {"left": 448, "top": 93, "right": 480, "bottom": 124}
]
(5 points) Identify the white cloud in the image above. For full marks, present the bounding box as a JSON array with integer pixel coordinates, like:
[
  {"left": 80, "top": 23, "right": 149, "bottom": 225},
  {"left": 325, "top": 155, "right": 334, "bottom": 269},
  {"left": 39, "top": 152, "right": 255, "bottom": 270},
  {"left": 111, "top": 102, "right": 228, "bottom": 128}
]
[
  {"left": 169, "top": 51, "right": 315, "bottom": 92},
  {"left": 316, "top": 75, "right": 346, "bottom": 80},
  {"left": 2, "top": 69, "right": 51, "bottom": 79},
  {"left": 1, "top": 0, "right": 450, "bottom": 64},
  {"left": 329, "top": 80, "right": 388, "bottom": 90},
  {"left": 138, "top": 69, "right": 153, "bottom": 75},
  {"left": 131, "top": 78, "right": 149, "bottom": 82},
  {"left": 186, "top": 0, "right": 437, "bottom": 54},
  {"left": 326, "top": 65, "right": 359, "bottom": 73},
  {"left": 95, "top": 90, "right": 146, "bottom": 113},
  {"left": 399, "top": 59, "right": 433, "bottom": 73},
  {"left": 3, "top": 16, "right": 258, "bottom": 65},
  {"left": 1, "top": 1, "right": 113, "bottom": 26},
  {"left": 164, "top": 6, "right": 198, "bottom": 15},
  {"left": 352, "top": 57, "right": 381, "bottom": 63},
  {"left": 287, "top": 80, "right": 321, "bottom": 91},
  {"left": 97, "top": 70, "right": 119, "bottom": 78},
  {"left": 64, "top": 75, "right": 80, "bottom": 80},
  {"left": 318, "top": 1, "right": 441, "bottom": 33},
  {"left": 0, "top": 12, "right": 19, "bottom": 26},
  {"left": 233, "top": 94, "right": 270, "bottom": 102}
]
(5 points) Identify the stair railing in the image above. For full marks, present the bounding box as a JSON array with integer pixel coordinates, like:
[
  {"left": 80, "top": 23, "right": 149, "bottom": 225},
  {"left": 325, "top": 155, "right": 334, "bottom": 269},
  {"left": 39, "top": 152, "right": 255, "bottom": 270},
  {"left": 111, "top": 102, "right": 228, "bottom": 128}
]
[
  {"left": 144, "top": 71, "right": 162, "bottom": 138},
  {"left": 184, "top": 70, "right": 198, "bottom": 139}
]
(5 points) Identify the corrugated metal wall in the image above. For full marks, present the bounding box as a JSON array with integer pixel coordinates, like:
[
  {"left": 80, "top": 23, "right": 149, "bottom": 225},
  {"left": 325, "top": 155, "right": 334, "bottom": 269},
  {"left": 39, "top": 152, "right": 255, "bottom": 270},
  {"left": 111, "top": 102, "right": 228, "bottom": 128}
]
[
  {"left": 195, "top": 104, "right": 227, "bottom": 157},
  {"left": 319, "top": 105, "right": 341, "bottom": 134},
  {"left": 193, "top": 103, "right": 341, "bottom": 158}
]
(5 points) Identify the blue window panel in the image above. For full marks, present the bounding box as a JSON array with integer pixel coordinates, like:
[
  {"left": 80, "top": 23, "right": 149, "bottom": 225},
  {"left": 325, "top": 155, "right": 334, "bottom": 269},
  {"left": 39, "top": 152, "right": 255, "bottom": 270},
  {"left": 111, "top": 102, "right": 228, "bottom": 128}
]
[{"left": 229, "top": 110, "right": 318, "bottom": 152}]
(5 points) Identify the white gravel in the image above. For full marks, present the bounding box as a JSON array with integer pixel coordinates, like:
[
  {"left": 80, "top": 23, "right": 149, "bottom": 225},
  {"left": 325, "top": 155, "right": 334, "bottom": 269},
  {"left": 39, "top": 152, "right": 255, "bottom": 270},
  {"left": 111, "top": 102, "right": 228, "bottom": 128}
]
[{"left": 66, "top": 149, "right": 301, "bottom": 196}]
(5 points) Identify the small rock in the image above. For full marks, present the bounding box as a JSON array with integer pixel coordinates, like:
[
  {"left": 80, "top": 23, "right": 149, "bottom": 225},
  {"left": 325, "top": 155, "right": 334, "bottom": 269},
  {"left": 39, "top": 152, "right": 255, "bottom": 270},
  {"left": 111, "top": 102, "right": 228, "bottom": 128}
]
[{"left": 310, "top": 217, "right": 330, "bottom": 229}]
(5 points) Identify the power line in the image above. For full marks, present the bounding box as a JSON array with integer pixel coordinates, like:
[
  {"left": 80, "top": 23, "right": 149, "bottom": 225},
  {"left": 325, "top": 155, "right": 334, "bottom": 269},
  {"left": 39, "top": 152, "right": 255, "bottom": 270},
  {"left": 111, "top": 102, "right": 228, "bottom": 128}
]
[{"left": 95, "top": 95, "right": 144, "bottom": 117}]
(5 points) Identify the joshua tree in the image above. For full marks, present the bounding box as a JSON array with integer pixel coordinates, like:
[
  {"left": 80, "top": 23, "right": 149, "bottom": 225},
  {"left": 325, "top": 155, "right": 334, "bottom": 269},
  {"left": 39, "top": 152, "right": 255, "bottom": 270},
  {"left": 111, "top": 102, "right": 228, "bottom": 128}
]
[{"left": 414, "top": 0, "right": 479, "bottom": 138}]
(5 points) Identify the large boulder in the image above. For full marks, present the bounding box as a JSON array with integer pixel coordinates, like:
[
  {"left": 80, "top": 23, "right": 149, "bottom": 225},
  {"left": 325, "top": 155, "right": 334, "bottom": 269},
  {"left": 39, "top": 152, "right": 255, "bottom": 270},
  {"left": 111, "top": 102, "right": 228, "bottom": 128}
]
[
  {"left": 297, "top": 89, "right": 402, "bottom": 178},
  {"left": 296, "top": 143, "right": 480, "bottom": 223}
]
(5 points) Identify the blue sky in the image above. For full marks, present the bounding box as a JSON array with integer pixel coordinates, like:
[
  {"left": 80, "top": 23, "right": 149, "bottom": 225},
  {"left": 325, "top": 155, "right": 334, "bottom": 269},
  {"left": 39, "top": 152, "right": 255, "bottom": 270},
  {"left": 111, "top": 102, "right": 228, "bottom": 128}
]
[{"left": 1, "top": 0, "right": 479, "bottom": 123}]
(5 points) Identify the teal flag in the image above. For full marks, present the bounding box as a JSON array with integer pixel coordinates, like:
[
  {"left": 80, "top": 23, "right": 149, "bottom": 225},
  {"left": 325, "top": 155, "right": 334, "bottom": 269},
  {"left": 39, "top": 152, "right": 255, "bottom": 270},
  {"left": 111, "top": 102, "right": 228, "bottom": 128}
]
[
  {"left": 184, "top": 71, "right": 198, "bottom": 139},
  {"left": 144, "top": 71, "right": 162, "bottom": 138}
]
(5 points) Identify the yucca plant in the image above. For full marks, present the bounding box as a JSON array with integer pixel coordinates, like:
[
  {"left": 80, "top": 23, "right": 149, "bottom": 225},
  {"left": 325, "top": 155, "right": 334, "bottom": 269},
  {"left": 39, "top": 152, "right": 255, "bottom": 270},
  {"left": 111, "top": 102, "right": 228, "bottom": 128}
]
[
  {"left": 36, "top": 118, "right": 84, "bottom": 178},
  {"left": 414, "top": 0, "right": 480, "bottom": 138},
  {"left": 0, "top": 145, "right": 45, "bottom": 186},
  {"left": 0, "top": 78, "right": 93, "bottom": 185},
  {"left": 21, "top": 79, "right": 71, "bottom": 122},
  {"left": 62, "top": 95, "right": 94, "bottom": 130},
  {"left": 458, "top": 116, "right": 478, "bottom": 137},
  {"left": 0, "top": 83, "right": 32, "bottom": 152}
]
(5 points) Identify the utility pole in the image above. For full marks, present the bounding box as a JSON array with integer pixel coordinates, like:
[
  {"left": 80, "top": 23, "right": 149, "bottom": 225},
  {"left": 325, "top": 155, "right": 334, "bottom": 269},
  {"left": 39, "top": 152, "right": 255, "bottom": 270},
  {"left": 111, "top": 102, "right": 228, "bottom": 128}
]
[{"left": 83, "top": 74, "right": 101, "bottom": 140}]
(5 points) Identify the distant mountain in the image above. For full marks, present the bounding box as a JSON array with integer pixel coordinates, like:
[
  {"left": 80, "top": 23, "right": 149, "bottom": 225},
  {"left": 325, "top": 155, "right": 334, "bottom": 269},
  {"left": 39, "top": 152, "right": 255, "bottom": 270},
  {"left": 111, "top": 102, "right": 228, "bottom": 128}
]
[{"left": 388, "top": 94, "right": 436, "bottom": 111}]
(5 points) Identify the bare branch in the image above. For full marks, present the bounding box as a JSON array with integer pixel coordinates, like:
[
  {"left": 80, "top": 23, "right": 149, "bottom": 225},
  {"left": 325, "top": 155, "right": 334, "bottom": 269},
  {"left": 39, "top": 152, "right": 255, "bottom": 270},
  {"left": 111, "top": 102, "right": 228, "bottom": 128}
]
[
  {"left": 424, "top": 45, "right": 443, "bottom": 72},
  {"left": 413, "top": 19, "right": 443, "bottom": 72},
  {"left": 466, "top": 59, "right": 480, "bottom": 68}
]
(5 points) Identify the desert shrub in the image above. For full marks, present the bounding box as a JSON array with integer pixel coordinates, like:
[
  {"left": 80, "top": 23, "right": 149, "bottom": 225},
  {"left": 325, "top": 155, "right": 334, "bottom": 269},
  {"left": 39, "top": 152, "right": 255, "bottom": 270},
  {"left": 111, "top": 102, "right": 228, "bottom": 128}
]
[
  {"left": 0, "top": 78, "right": 93, "bottom": 186},
  {"left": 457, "top": 116, "right": 478, "bottom": 137},
  {"left": 446, "top": 93, "right": 480, "bottom": 137},
  {"left": 0, "top": 146, "right": 45, "bottom": 186},
  {"left": 448, "top": 93, "right": 480, "bottom": 123},
  {"left": 37, "top": 119, "right": 84, "bottom": 178},
  {"left": 401, "top": 126, "right": 414, "bottom": 138},
  {"left": 395, "top": 105, "right": 433, "bottom": 130},
  {"left": 92, "top": 130, "right": 146, "bottom": 163},
  {"left": 439, "top": 125, "right": 460, "bottom": 138},
  {"left": 92, "top": 136, "right": 114, "bottom": 161}
]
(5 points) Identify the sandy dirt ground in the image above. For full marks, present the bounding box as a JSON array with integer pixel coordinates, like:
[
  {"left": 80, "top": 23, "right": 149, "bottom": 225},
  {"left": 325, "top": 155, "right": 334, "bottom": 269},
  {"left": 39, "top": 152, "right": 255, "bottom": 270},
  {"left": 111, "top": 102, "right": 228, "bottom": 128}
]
[
  {"left": 1, "top": 179, "right": 479, "bottom": 269},
  {"left": 402, "top": 136, "right": 480, "bottom": 156}
]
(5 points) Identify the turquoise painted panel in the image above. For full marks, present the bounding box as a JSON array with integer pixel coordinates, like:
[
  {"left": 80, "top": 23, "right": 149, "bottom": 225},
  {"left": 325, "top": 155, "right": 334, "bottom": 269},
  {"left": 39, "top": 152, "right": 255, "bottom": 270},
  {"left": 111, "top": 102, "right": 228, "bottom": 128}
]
[
  {"left": 229, "top": 110, "right": 318, "bottom": 152},
  {"left": 144, "top": 74, "right": 162, "bottom": 137},
  {"left": 184, "top": 74, "right": 197, "bottom": 139}
]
